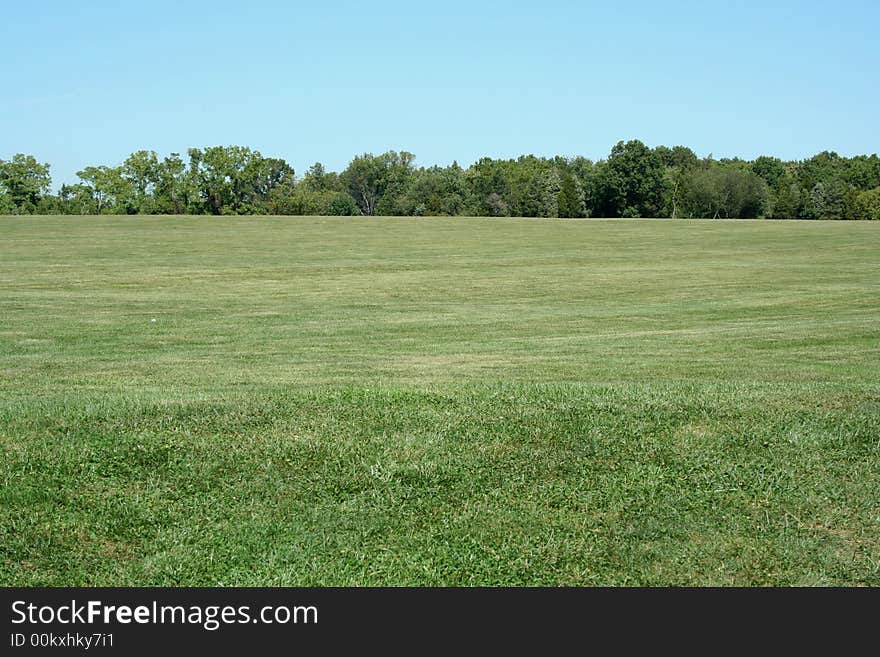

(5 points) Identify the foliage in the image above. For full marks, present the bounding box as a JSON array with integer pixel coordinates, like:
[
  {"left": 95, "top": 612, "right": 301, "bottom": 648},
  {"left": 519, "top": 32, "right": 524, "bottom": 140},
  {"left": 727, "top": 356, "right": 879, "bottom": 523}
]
[
  {"left": 342, "top": 151, "right": 415, "bottom": 216},
  {"left": 3, "top": 142, "right": 879, "bottom": 218},
  {"left": 852, "top": 187, "right": 880, "bottom": 220},
  {"left": 0, "top": 154, "right": 51, "bottom": 213},
  {"left": 684, "top": 167, "right": 769, "bottom": 219},
  {"left": 557, "top": 170, "right": 586, "bottom": 218},
  {"left": 594, "top": 140, "right": 668, "bottom": 218}
]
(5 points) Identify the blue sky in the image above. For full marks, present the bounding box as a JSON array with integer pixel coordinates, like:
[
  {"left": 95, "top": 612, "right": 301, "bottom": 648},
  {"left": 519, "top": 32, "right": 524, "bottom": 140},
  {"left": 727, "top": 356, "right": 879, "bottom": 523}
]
[{"left": 1, "top": 1, "right": 877, "bottom": 187}]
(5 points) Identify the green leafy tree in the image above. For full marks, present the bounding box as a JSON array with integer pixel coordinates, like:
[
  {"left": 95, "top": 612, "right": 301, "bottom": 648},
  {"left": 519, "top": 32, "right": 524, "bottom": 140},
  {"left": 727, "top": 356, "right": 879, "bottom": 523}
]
[
  {"left": 0, "top": 154, "right": 52, "bottom": 213},
  {"left": 327, "top": 192, "right": 359, "bottom": 215},
  {"left": 852, "top": 187, "right": 880, "bottom": 220},
  {"left": 595, "top": 140, "right": 667, "bottom": 217},
  {"left": 374, "top": 152, "right": 416, "bottom": 216},
  {"left": 844, "top": 155, "right": 880, "bottom": 191},
  {"left": 342, "top": 154, "right": 382, "bottom": 216},
  {"left": 656, "top": 146, "right": 699, "bottom": 218},
  {"left": 557, "top": 170, "right": 586, "bottom": 218},
  {"left": 58, "top": 183, "right": 98, "bottom": 214},
  {"left": 806, "top": 180, "right": 849, "bottom": 220},
  {"left": 0, "top": 188, "right": 15, "bottom": 213},
  {"left": 394, "top": 163, "right": 472, "bottom": 216},
  {"left": 799, "top": 151, "right": 845, "bottom": 192},
  {"left": 301, "top": 162, "right": 343, "bottom": 193},
  {"left": 36, "top": 194, "right": 65, "bottom": 215},
  {"left": 655, "top": 145, "right": 699, "bottom": 170},
  {"left": 768, "top": 173, "right": 803, "bottom": 219},
  {"left": 507, "top": 156, "right": 561, "bottom": 217},
  {"left": 186, "top": 146, "right": 294, "bottom": 214},
  {"left": 76, "top": 165, "right": 135, "bottom": 214},
  {"left": 465, "top": 157, "right": 512, "bottom": 216},
  {"left": 7, "top": 143, "right": 880, "bottom": 219},
  {"left": 342, "top": 151, "right": 415, "bottom": 216},
  {"left": 121, "top": 150, "right": 161, "bottom": 213},
  {"left": 153, "top": 153, "right": 189, "bottom": 214},
  {"left": 684, "top": 166, "right": 769, "bottom": 218},
  {"left": 188, "top": 146, "right": 243, "bottom": 214},
  {"left": 434, "top": 162, "right": 472, "bottom": 215},
  {"left": 566, "top": 157, "right": 596, "bottom": 216},
  {"left": 751, "top": 156, "right": 787, "bottom": 188},
  {"left": 267, "top": 186, "right": 328, "bottom": 215}
]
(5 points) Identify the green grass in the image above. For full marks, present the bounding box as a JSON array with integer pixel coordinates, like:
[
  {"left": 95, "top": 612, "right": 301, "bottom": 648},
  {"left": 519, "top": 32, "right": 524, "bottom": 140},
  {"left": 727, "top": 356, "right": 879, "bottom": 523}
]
[{"left": 1, "top": 215, "right": 878, "bottom": 585}]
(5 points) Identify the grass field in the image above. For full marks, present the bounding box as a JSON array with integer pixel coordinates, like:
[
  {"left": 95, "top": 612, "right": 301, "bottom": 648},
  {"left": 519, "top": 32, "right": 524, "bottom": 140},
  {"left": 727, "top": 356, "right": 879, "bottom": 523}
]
[{"left": 1, "top": 215, "right": 878, "bottom": 586}]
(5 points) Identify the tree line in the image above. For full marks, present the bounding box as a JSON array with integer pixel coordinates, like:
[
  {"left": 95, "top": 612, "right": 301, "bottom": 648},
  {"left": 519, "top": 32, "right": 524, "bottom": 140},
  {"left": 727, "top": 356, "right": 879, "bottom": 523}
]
[{"left": 2, "top": 140, "right": 879, "bottom": 219}]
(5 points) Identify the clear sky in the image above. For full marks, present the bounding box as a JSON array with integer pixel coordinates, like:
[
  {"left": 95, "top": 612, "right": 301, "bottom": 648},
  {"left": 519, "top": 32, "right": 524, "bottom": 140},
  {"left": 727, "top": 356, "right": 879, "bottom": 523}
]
[{"left": 1, "top": 1, "right": 878, "bottom": 187}]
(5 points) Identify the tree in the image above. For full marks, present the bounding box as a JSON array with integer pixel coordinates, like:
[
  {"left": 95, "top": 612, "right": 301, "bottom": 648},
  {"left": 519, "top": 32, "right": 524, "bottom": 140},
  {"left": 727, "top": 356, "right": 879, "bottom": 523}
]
[
  {"left": 0, "top": 188, "right": 14, "bottom": 214},
  {"left": 342, "top": 151, "right": 415, "bottom": 216},
  {"left": 433, "top": 162, "right": 472, "bottom": 215},
  {"left": 844, "top": 155, "right": 880, "bottom": 191},
  {"left": 799, "top": 151, "right": 845, "bottom": 192},
  {"left": 507, "top": 156, "right": 560, "bottom": 217},
  {"left": 567, "top": 157, "right": 596, "bottom": 216},
  {"left": 557, "top": 170, "right": 586, "bottom": 218},
  {"left": 267, "top": 185, "right": 331, "bottom": 215},
  {"left": 655, "top": 145, "right": 699, "bottom": 170},
  {"left": 751, "top": 156, "right": 786, "bottom": 188},
  {"left": 465, "top": 157, "right": 512, "bottom": 216},
  {"left": 373, "top": 152, "right": 416, "bottom": 216},
  {"left": 768, "top": 173, "right": 803, "bottom": 219},
  {"left": 341, "top": 154, "right": 382, "bottom": 216},
  {"left": 153, "top": 153, "right": 189, "bottom": 214},
  {"left": 6, "top": 143, "right": 880, "bottom": 219},
  {"left": 327, "top": 192, "right": 359, "bottom": 216},
  {"left": 656, "top": 146, "right": 699, "bottom": 218},
  {"left": 76, "top": 165, "right": 134, "bottom": 214},
  {"left": 0, "top": 154, "right": 52, "bottom": 213},
  {"left": 683, "top": 166, "right": 769, "bottom": 218},
  {"left": 521, "top": 167, "right": 560, "bottom": 217},
  {"left": 806, "top": 180, "right": 849, "bottom": 220},
  {"left": 186, "top": 146, "right": 294, "bottom": 214},
  {"left": 852, "top": 187, "right": 880, "bottom": 220},
  {"left": 121, "top": 150, "right": 161, "bottom": 212},
  {"left": 485, "top": 192, "right": 509, "bottom": 217},
  {"left": 301, "top": 162, "right": 340, "bottom": 193},
  {"left": 58, "top": 183, "right": 98, "bottom": 214},
  {"left": 244, "top": 156, "right": 295, "bottom": 211},
  {"left": 595, "top": 140, "right": 667, "bottom": 217},
  {"left": 187, "top": 146, "right": 242, "bottom": 214},
  {"left": 394, "top": 163, "right": 471, "bottom": 216}
]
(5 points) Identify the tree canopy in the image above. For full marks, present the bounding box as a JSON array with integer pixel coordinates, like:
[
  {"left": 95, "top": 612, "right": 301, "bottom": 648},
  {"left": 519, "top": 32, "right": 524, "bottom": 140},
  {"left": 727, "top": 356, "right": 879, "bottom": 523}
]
[{"left": 2, "top": 142, "right": 878, "bottom": 219}]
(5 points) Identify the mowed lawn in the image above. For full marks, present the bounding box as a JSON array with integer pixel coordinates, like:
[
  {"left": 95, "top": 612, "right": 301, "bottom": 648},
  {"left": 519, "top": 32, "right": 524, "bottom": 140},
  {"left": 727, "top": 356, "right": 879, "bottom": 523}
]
[{"left": 1, "top": 216, "right": 878, "bottom": 585}]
